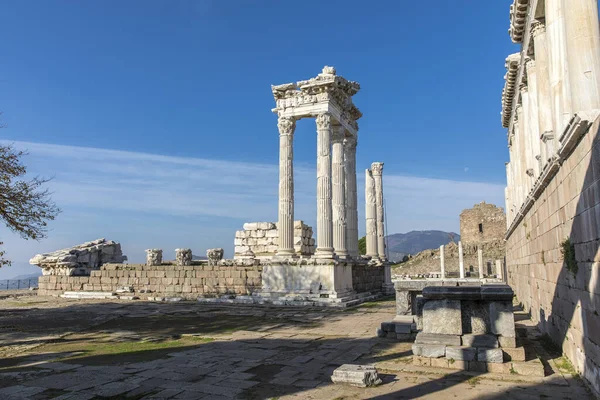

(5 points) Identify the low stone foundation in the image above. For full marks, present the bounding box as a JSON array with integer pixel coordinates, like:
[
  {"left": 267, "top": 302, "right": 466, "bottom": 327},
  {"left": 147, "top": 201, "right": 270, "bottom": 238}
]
[
  {"left": 38, "top": 263, "right": 262, "bottom": 300},
  {"left": 352, "top": 263, "right": 385, "bottom": 293}
]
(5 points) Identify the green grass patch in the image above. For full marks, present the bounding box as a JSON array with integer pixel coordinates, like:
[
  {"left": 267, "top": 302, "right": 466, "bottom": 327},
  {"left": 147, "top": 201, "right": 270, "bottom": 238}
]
[
  {"left": 2, "top": 336, "right": 215, "bottom": 368},
  {"left": 561, "top": 237, "right": 578, "bottom": 276},
  {"left": 554, "top": 356, "right": 579, "bottom": 377}
]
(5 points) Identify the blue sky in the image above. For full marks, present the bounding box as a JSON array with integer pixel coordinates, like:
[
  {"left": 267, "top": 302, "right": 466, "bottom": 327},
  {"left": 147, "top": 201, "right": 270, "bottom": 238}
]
[{"left": 0, "top": 1, "right": 517, "bottom": 278}]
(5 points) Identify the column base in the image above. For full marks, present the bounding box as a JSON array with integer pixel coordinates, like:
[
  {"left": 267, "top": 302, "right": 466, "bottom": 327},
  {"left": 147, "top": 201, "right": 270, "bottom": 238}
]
[
  {"left": 314, "top": 248, "right": 335, "bottom": 259},
  {"left": 335, "top": 251, "right": 350, "bottom": 261}
]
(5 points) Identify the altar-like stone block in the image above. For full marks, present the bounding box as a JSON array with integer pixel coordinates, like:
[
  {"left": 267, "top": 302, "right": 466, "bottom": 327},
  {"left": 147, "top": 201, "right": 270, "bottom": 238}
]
[{"left": 422, "top": 299, "right": 462, "bottom": 335}]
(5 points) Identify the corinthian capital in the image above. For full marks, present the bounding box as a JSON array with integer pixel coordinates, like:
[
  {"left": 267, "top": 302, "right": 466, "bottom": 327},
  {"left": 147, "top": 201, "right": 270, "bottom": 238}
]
[
  {"left": 530, "top": 20, "right": 545, "bottom": 38},
  {"left": 344, "top": 135, "right": 357, "bottom": 149},
  {"left": 332, "top": 125, "right": 345, "bottom": 142},
  {"left": 315, "top": 113, "right": 332, "bottom": 130},
  {"left": 371, "top": 162, "right": 384, "bottom": 176},
  {"left": 277, "top": 116, "right": 296, "bottom": 136}
]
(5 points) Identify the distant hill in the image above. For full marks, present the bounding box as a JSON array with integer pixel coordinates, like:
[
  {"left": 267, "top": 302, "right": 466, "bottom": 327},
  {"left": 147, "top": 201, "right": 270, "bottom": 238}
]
[
  {"left": 386, "top": 230, "right": 460, "bottom": 262},
  {"left": 9, "top": 271, "right": 42, "bottom": 280}
]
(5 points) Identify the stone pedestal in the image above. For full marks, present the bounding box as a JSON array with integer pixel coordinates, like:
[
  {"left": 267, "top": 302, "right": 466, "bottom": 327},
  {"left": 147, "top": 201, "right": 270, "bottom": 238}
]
[
  {"left": 145, "top": 249, "right": 162, "bottom": 266},
  {"left": 175, "top": 248, "right": 192, "bottom": 266}
]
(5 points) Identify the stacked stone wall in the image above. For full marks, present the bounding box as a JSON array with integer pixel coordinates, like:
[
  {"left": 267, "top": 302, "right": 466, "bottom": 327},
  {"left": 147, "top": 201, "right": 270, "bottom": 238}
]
[
  {"left": 506, "top": 118, "right": 600, "bottom": 394},
  {"left": 352, "top": 264, "right": 385, "bottom": 293},
  {"left": 234, "top": 221, "right": 315, "bottom": 259},
  {"left": 38, "top": 263, "right": 262, "bottom": 300},
  {"left": 460, "top": 202, "right": 506, "bottom": 245}
]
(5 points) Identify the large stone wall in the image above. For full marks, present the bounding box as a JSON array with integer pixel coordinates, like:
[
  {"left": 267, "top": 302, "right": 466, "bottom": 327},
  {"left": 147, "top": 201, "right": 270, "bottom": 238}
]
[
  {"left": 506, "top": 118, "right": 600, "bottom": 394},
  {"left": 459, "top": 202, "right": 506, "bottom": 245},
  {"left": 38, "top": 263, "right": 262, "bottom": 300},
  {"left": 352, "top": 264, "right": 385, "bottom": 293}
]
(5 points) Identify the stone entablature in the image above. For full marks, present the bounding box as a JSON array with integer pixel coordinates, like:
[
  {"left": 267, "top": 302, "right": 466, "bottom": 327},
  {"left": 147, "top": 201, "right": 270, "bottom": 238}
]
[
  {"left": 272, "top": 66, "right": 362, "bottom": 134},
  {"left": 501, "top": 53, "right": 521, "bottom": 128},
  {"left": 234, "top": 221, "right": 315, "bottom": 259},
  {"left": 508, "top": 0, "right": 530, "bottom": 43},
  {"left": 29, "top": 238, "right": 126, "bottom": 276}
]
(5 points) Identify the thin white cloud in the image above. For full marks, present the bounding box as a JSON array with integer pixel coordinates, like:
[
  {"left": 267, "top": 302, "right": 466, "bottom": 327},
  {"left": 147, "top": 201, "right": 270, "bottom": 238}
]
[{"left": 0, "top": 140, "right": 505, "bottom": 277}]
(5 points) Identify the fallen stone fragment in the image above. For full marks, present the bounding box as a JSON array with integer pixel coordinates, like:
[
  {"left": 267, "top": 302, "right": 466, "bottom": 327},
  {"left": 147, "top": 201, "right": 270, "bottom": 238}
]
[{"left": 331, "top": 364, "right": 382, "bottom": 387}]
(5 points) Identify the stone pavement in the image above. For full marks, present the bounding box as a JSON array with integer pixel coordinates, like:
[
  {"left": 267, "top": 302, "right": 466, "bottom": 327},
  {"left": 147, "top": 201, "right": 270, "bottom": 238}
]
[{"left": 0, "top": 296, "right": 593, "bottom": 399}]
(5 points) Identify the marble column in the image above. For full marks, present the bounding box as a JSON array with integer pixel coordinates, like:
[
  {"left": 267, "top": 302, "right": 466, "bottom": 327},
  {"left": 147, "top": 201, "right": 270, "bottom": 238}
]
[
  {"left": 519, "top": 85, "right": 533, "bottom": 193},
  {"left": 315, "top": 113, "right": 334, "bottom": 259},
  {"left": 531, "top": 21, "right": 557, "bottom": 165},
  {"left": 332, "top": 126, "right": 348, "bottom": 259},
  {"left": 496, "top": 259, "right": 504, "bottom": 280},
  {"left": 516, "top": 104, "right": 528, "bottom": 200},
  {"left": 440, "top": 245, "right": 445, "bottom": 278},
  {"left": 344, "top": 136, "right": 359, "bottom": 258},
  {"left": 458, "top": 241, "right": 465, "bottom": 279},
  {"left": 371, "top": 162, "right": 386, "bottom": 260},
  {"left": 365, "top": 169, "right": 378, "bottom": 258},
  {"left": 546, "top": 0, "right": 573, "bottom": 133},
  {"left": 478, "top": 247, "right": 484, "bottom": 278},
  {"left": 525, "top": 59, "right": 542, "bottom": 177},
  {"left": 564, "top": 0, "right": 600, "bottom": 112},
  {"left": 277, "top": 116, "right": 296, "bottom": 256}
]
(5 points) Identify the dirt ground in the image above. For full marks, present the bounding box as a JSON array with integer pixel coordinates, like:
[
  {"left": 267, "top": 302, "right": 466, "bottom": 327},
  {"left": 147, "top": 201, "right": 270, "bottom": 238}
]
[{"left": 0, "top": 293, "right": 593, "bottom": 399}]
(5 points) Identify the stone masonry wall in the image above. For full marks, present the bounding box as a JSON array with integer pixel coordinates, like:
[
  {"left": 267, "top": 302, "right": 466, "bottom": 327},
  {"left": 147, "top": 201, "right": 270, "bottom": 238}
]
[
  {"left": 506, "top": 118, "right": 600, "bottom": 394},
  {"left": 460, "top": 202, "right": 506, "bottom": 245},
  {"left": 352, "top": 264, "right": 385, "bottom": 293},
  {"left": 234, "top": 221, "right": 315, "bottom": 259},
  {"left": 38, "top": 263, "right": 262, "bottom": 300}
]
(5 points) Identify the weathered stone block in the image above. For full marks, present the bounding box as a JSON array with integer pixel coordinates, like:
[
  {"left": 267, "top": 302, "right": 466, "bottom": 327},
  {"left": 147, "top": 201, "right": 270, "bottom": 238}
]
[
  {"left": 511, "top": 360, "right": 544, "bottom": 377},
  {"left": 502, "top": 347, "right": 526, "bottom": 361},
  {"left": 331, "top": 364, "right": 381, "bottom": 387},
  {"left": 394, "top": 323, "right": 412, "bottom": 334},
  {"left": 445, "top": 346, "right": 476, "bottom": 361},
  {"left": 415, "top": 333, "right": 461, "bottom": 346},
  {"left": 430, "top": 357, "right": 449, "bottom": 368},
  {"left": 498, "top": 335, "right": 518, "bottom": 348},
  {"left": 461, "top": 301, "right": 491, "bottom": 334},
  {"left": 489, "top": 301, "right": 516, "bottom": 337},
  {"left": 468, "top": 361, "right": 489, "bottom": 372},
  {"left": 411, "top": 344, "right": 446, "bottom": 358},
  {"left": 412, "top": 356, "right": 431, "bottom": 366},
  {"left": 462, "top": 334, "right": 499, "bottom": 348},
  {"left": 423, "top": 299, "right": 462, "bottom": 335},
  {"left": 477, "top": 348, "right": 503, "bottom": 363}
]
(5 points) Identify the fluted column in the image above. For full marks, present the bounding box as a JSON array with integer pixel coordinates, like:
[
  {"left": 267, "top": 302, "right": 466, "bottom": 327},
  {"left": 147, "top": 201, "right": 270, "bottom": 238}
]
[
  {"left": 344, "top": 136, "right": 359, "bottom": 258},
  {"left": 458, "top": 241, "right": 465, "bottom": 279},
  {"left": 520, "top": 85, "right": 534, "bottom": 193},
  {"left": 332, "top": 126, "right": 348, "bottom": 259},
  {"left": 546, "top": 0, "right": 573, "bottom": 133},
  {"left": 371, "top": 162, "right": 386, "bottom": 260},
  {"left": 525, "top": 59, "right": 542, "bottom": 177},
  {"left": 365, "top": 169, "right": 378, "bottom": 258},
  {"left": 277, "top": 116, "right": 296, "bottom": 256},
  {"left": 564, "top": 0, "right": 600, "bottom": 112},
  {"left": 440, "top": 245, "right": 445, "bottom": 278},
  {"left": 516, "top": 104, "right": 528, "bottom": 201},
  {"left": 531, "top": 21, "right": 557, "bottom": 165},
  {"left": 315, "top": 113, "right": 334, "bottom": 259}
]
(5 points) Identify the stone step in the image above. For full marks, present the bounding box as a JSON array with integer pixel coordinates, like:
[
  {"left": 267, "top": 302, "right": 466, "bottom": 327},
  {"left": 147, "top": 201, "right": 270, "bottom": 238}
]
[{"left": 61, "top": 291, "right": 118, "bottom": 299}]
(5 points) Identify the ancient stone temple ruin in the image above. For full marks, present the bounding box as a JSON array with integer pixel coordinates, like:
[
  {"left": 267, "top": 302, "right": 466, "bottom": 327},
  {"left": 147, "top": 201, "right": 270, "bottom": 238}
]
[
  {"left": 502, "top": 0, "right": 600, "bottom": 395},
  {"left": 32, "top": 66, "right": 393, "bottom": 306}
]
